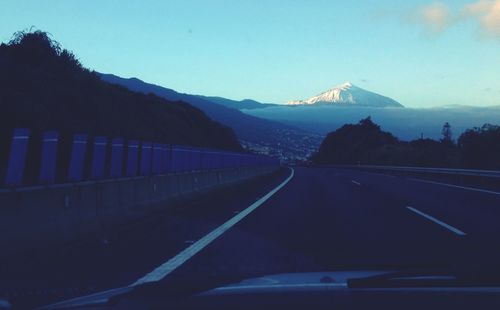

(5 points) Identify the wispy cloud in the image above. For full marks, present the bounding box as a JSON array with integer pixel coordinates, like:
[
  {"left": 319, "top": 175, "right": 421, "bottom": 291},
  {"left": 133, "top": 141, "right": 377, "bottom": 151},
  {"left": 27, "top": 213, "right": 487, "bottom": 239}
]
[
  {"left": 409, "top": 2, "right": 452, "bottom": 35},
  {"left": 462, "top": 0, "right": 500, "bottom": 39},
  {"left": 403, "top": 0, "right": 500, "bottom": 40}
]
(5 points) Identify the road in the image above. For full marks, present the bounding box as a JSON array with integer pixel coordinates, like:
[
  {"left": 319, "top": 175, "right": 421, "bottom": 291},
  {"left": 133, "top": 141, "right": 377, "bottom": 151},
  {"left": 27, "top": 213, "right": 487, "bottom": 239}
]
[{"left": 2, "top": 166, "right": 500, "bottom": 308}]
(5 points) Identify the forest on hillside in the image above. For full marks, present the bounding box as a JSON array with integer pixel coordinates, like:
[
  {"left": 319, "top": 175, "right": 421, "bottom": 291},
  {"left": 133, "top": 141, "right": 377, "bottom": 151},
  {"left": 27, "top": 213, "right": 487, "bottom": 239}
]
[
  {"left": 0, "top": 30, "right": 242, "bottom": 151},
  {"left": 0, "top": 30, "right": 243, "bottom": 182}
]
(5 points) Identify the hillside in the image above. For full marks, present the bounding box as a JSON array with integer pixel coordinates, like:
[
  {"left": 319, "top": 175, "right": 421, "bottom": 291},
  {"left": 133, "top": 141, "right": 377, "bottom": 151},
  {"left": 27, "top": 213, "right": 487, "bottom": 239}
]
[
  {"left": 196, "top": 95, "right": 276, "bottom": 110},
  {"left": 0, "top": 30, "right": 242, "bottom": 154},
  {"left": 100, "top": 74, "right": 323, "bottom": 161}
]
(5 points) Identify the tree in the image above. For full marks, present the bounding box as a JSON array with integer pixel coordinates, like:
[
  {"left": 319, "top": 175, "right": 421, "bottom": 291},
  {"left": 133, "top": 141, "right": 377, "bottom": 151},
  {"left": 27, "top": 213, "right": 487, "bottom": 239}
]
[
  {"left": 441, "top": 122, "right": 453, "bottom": 144},
  {"left": 458, "top": 124, "right": 500, "bottom": 169},
  {"left": 312, "top": 117, "right": 399, "bottom": 164}
]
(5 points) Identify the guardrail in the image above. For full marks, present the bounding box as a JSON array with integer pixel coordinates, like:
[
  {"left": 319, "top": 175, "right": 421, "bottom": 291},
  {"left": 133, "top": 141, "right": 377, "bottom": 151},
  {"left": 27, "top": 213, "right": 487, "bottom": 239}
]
[
  {"left": 0, "top": 128, "right": 279, "bottom": 187},
  {"left": 331, "top": 164, "right": 500, "bottom": 179}
]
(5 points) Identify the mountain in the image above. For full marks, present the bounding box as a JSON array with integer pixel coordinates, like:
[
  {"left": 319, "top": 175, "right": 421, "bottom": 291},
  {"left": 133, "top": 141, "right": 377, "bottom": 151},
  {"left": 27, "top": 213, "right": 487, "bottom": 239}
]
[
  {"left": 288, "top": 82, "right": 404, "bottom": 108},
  {"left": 197, "top": 96, "right": 277, "bottom": 110},
  {"left": 99, "top": 74, "right": 323, "bottom": 161}
]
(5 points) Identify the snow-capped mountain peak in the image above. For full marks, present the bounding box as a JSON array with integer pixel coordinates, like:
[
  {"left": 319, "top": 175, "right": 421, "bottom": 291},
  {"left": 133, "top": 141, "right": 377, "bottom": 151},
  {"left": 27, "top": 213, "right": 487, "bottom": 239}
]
[
  {"left": 287, "top": 82, "right": 403, "bottom": 108},
  {"left": 339, "top": 81, "right": 352, "bottom": 89}
]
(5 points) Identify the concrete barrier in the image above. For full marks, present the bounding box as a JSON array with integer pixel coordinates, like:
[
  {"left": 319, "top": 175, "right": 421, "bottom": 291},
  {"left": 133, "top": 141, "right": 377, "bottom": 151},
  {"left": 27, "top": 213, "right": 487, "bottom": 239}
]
[{"left": 0, "top": 166, "right": 279, "bottom": 261}]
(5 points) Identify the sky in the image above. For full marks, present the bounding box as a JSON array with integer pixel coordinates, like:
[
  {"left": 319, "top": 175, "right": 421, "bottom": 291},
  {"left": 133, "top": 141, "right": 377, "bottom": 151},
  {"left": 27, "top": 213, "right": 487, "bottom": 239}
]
[{"left": 1, "top": 0, "right": 500, "bottom": 108}]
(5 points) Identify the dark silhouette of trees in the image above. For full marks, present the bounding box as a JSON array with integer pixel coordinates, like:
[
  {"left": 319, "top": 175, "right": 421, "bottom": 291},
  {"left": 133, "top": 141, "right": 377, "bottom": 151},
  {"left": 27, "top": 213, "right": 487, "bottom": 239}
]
[
  {"left": 0, "top": 30, "right": 242, "bottom": 150},
  {"left": 312, "top": 117, "right": 500, "bottom": 169},
  {"left": 312, "top": 117, "right": 399, "bottom": 164},
  {"left": 441, "top": 122, "right": 453, "bottom": 145},
  {"left": 458, "top": 124, "right": 500, "bottom": 169},
  {"left": 0, "top": 29, "right": 242, "bottom": 183}
]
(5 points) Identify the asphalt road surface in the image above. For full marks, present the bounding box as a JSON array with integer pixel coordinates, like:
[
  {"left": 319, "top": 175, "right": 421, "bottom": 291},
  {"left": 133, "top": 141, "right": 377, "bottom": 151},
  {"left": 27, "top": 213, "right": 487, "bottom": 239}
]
[{"left": 2, "top": 166, "right": 500, "bottom": 308}]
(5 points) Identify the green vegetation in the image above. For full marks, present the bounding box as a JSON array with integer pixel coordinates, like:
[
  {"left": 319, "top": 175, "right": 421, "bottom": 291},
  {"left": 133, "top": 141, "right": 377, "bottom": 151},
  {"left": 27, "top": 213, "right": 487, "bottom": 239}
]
[
  {"left": 459, "top": 124, "right": 500, "bottom": 169},
  {"left": 0, "top": 30, "right": 242, "bottom": 152},
  {"left": 312, "top": 117, "right": 500, "bottom": 170}
]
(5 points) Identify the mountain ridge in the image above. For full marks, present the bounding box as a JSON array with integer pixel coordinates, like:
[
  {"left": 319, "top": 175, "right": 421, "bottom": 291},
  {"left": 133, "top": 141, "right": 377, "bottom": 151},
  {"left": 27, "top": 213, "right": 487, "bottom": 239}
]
[
  {"left": 99, "top": 73, "right": 323, "bottom": 160},
  {"left": 196, "top": 95, "right": 277, "bottom": 110}
]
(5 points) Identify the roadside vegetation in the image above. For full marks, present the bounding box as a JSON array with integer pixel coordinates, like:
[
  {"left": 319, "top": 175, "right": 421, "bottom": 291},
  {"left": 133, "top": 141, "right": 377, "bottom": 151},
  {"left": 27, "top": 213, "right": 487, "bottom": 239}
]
[
  {"left": 0, "top": 30, "right": 242, "bottom": 152},
  {"left": 0, "top": 29, "right": 243, "bottom": 183},
  {"left": 312, "top": 117, "right": 500, "bottom": 170}
]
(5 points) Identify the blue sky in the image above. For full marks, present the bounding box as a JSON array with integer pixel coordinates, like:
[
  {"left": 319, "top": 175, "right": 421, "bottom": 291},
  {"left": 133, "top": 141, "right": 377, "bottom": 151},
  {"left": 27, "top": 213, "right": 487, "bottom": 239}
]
[{"left": 1, "top": 0, "right": 500, "bottom": 107}]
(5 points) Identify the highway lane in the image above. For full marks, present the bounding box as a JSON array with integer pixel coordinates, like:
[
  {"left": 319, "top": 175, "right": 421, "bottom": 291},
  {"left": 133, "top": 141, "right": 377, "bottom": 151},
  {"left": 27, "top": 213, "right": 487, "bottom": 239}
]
[
  {"left": 332, "top": 167, "right": 500, "bottom": 270},
  {"left": 4, "top": 165, "right": 500, "bottom": 308},
  {"left": 166, "top": 166, "right": 473, "bottom": 286}
]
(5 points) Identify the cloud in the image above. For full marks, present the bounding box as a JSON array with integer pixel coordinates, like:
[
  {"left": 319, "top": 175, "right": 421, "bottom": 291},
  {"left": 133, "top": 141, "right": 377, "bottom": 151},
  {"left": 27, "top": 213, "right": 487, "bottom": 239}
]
[
  {"left": 409, "top": 2, "right": 452, "bottom": 34},
  {"left": 401, "top": 1, "right": 500, "bottom": 40},
  {"left": 462, "top": 0, "right": 500, "bottom": 38}
]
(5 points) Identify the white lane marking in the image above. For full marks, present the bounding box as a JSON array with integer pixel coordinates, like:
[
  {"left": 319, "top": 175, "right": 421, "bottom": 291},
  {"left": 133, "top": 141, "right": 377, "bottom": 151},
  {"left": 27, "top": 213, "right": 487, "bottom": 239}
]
[
  {"left": 351, "top": 180, "right": 361, "bottom": 186},
  {"left": 408, "top": 178, "right": 500, "bottom": 196},
  {"left": 261, "top": 277, "right": 280, "bottom": 284},
  {"left": 131, "top": 168, "right": 295, "bottom": 286},
  {"left": 210, "top": 283, "right": 348, "bottom": 292},
  {"left": 40, "top": 287, "right": 134, "bottom": 309},
  {"left": 406, "top": 206, "right": 466, "bottom": 236}
]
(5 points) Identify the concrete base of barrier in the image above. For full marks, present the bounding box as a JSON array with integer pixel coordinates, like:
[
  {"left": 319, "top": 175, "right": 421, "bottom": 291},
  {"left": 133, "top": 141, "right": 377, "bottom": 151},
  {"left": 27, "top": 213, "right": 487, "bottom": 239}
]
[{"left": 0, "top": 166, "right": 279, "bottom": 262}]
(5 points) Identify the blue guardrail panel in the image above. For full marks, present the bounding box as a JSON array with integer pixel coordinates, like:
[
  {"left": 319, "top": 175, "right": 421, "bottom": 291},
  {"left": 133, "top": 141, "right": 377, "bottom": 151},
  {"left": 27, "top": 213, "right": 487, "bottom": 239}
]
[
  {"left": 160, "top": 144, "right": 168, "bottom": 174},
  {"left": 91, "top": 136, "right": 108, "bottom": 179},
  {"left": 140, "top": 142, "right": 152, "bottom": 176},
  {"left": 38, "top": 131, "right": 59, "bottom": 184},
  {"left": 165, "top": 145, "right": 174, "bottom": 173},
  {"left": 4, "top": 128, "right": 30, "bottom": 186},
  {"left": 152, "top": 143, "right": 162, "bottom": 175},
  {"left": 67, "top": 134, "right": 88, "bottom": 182},
  {"left": 170, "top": 146, "right": 181, "bottom": 173},
  {"left": 126, "top": 140, "right": 139, "bottom": 177},
  {"left": 110, "top": 138, "right": 124, "bottom": 178}
]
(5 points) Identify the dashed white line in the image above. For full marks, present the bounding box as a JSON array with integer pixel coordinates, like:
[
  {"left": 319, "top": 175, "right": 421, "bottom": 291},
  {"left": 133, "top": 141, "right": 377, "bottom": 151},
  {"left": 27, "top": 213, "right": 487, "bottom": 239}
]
[
  {"left": 408, "top": 178, "right": 500, "bottom": 196},
  {"left": 351, "top": 180, "right": 361, "bottom": 186},
  {"left": 406, "top": 206, "right": 466, "bottom": 236},
  {"left": 131, "top": 167, "right": 295, "bottom": 286}
]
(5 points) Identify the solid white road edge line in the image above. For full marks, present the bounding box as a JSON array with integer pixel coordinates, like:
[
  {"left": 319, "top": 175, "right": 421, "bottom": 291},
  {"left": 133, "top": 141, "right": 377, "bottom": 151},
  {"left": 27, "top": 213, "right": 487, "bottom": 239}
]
[
  {"left": 351, "top": 180, "right": 361, "bottom": 186},
  {"left": 131, "top": 167, "right": 295, "bottom": 286},
  {"left": 408, "top": 178, "right": 500, "bottom": 196},
  {"left": 406, "top": 206, "right": 467, "bottom": 236}
]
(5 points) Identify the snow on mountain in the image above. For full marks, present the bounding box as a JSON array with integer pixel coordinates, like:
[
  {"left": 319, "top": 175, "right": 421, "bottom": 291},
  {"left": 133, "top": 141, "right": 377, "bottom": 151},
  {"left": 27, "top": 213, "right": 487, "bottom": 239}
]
[{"left": 287, "top": 82, "right": 404, "bottom": 108}]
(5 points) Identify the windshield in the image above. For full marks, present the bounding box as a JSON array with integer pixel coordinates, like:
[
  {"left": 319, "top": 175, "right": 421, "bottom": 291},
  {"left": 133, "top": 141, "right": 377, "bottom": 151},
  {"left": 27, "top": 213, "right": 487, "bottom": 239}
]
[{"left": 1, "top": 1, "right": 500, "bottom": 309}]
